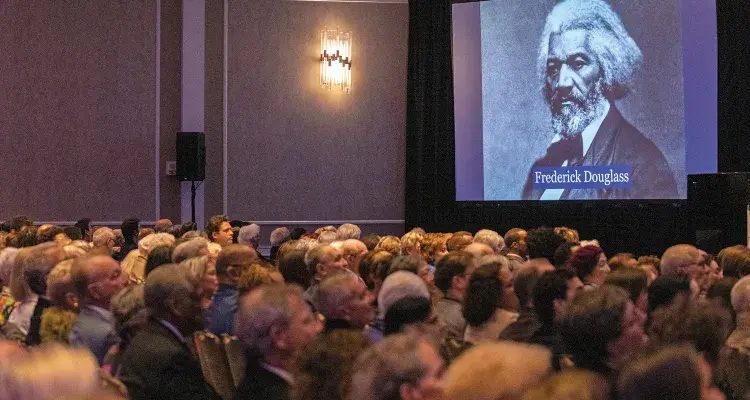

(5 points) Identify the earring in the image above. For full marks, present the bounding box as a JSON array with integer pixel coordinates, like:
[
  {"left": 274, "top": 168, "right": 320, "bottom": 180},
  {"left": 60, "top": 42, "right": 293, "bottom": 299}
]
[{"left": 73, "top": 301, "right": 79, "bottom": 309}]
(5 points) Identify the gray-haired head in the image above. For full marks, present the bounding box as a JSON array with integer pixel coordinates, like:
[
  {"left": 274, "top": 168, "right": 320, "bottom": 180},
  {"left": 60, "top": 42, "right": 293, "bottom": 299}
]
[
  {"left": 111, "top": 283, "right": 145, "bottom": 334},
  {"left": 348, "top": 333, "right": 431, "bottom": 400},
  {"left": 378, "top": 271, "right": 430, "bottom": 317},
  {"left": 238, "top": 224, "right": 261, "bottom": 248},
  {"left": 314, "top": 271, "right": 359, "bottom": 320},
  {"left": 0, "top": 247, "right": 20, "bottom": 286},
  {"left": 235, "top": 284, "right": 305, "bottom": 356},
  {"left": 337, "top": 223, "right": 362, "bottom": 241},
  {"left": 270, "top": 227, "right": 291, "bottom": 247},
  {"left": 538, "top": 0, "right": 642, "bottom": 101},
  {"left": 143, "top": 263, "right": 204, "bottom": 335},
  {"left": 474, "top": 229, "right": 504, "bottom": 254},
  {"left": 171, "top": 237, "right": 209, "bottom": 263}
]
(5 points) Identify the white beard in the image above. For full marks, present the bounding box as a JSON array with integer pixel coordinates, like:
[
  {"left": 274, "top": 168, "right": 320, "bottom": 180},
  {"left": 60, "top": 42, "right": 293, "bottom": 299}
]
[{"left": 551, "top": 82, "right": 609, "bottom": 139}]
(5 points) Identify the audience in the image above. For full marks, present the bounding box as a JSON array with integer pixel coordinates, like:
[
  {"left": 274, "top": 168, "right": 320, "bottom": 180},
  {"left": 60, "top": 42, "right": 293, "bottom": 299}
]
[
  {"left": 315, "top": 272, "right": 374, "bottom": 333},
  {"left": 558, "top": 286, "right": 647, "bottom": 382},
  {"left": 205, "top": 214, "right": 234, "bottom": 248},
  {"left": 303, "top": 244, "right": 347, "bottom": 306},
  {"left": 348, "top": 332, "right": 445, "bottom": 400},
  {"left": 525, "top": 227, "right": 565, "bottom": 272},
  {"left": 443, "top": 341, "right": 551, "bottom": 400},
  {"left": 119, "top": 264, "right": 220, "bottom": 400},
  {"left": 294, "top": 330, "right": 371, "bottom": 400},
  {"left": 39, "top": 259, "right": 78, "bottom": 344},
  {"left": 434, "top": 251, "right": 476, "bottom": 340},
  {"left": 618, "top": 345, "right": 725, "bottom": 400},
  {"left": 235, "top": 284, "right": 322, "bottom": 400},
  {"left": 4, "top": 216, "right": 750, "bottom": 400},
  {"left": 530, "top": 269, "right": 583, "bottom": 369},
  {"left": 568, "top": 245, "right": 610, "bottom": 290},
  {"left": 205, "top": 244, "right": 255, "bottom": 335},
  {"left": 462, "top": 256, "right": 518, "bottom": 343},
  {"left": 69, "top": 254, "right": 127, "bottom": 364}
]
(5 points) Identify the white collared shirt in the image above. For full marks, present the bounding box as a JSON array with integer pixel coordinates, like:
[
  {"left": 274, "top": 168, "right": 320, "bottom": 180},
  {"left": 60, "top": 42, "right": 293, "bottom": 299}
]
[
  {"left": 540, "top": 102, "right": 611, "bottom": 201},
  {"left": 260, "top": 362, "right": 294, "bottom": 384}
]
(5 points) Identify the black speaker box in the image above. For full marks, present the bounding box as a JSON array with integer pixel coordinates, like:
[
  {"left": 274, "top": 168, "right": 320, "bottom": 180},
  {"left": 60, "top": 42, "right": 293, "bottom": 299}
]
[
  {"left": 176, "top": 132, "right": 205, "bottom": 181},
  {"left": 688, "top": 173, "right": 750, "bottom": 254}
]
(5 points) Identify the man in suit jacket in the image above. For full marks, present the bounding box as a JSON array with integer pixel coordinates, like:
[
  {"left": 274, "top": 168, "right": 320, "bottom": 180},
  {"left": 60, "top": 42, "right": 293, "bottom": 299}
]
[
  {"left": 522, "top": 0, "right": 678, "bottom": 201},
  {"left": 119, "top": 264, "right": 221, "bottom": 400},
  {"left": 69, "top": 255, "right": 127, "bottom": 364},
  {"left": 234, "top": 284, "right": 322, "bottom": 400}
]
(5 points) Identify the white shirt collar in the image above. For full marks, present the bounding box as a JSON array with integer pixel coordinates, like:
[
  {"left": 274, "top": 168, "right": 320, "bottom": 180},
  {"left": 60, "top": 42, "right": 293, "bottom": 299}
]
[
  {"left": 260, "top": 362, "right": 294, "bottom": 384},
  {"left": 581, "top": 101, "right": 610, "bottom": 157},
  {"left": 548, "top": 101, "right": 611, "bottom": 160}
]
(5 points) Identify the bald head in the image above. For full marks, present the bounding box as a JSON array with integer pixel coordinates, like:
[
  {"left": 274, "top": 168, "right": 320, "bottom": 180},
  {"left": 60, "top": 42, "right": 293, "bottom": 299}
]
[
  {"left": 216, "top": 244, "right": 257, "bottom": 278},
  {"left": 661, "top": 245, "right": 703, "bottom": 277},
  {"left": 154, "top": 219, "right": 173, "bottom": 233},
  {"left": 341, "top": 239, "right": 368, "bottom": 272},
  {"left": 465, "top": 242, "right": 495, "bottom": 260},
  {"left": 71, "top": 255, "right": 125, "bottom": 308}
]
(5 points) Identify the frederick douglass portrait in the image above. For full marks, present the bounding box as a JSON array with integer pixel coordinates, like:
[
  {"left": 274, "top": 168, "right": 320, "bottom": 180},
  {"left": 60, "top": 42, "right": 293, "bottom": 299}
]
[{"left": 522, "top": 0, "right": 678, "bottom": 200}]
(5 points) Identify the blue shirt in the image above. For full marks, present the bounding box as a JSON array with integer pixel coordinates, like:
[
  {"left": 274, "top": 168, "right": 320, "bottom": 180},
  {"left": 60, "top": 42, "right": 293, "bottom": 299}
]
[{"left": 205, "top": 283, "right": 238, "bottom": 335}]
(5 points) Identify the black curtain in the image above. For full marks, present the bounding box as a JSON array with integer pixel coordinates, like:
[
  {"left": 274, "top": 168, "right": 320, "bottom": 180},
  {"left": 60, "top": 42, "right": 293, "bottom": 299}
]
[{"left": 405, "top": 0, "right": 455, "bottom": 231}]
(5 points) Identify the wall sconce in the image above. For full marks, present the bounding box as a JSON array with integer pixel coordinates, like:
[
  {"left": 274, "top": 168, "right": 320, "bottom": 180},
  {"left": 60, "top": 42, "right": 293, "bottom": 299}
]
[{"left": 320, "top": 27, "right": 353, "bottom": 94}]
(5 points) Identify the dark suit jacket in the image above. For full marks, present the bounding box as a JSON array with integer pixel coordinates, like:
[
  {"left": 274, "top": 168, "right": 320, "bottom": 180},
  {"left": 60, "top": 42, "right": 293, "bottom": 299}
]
[
  {"left": 233, "top": 360, "right": 290, "bottom": 400},
  {"left": 118, "top": 320, "right": 222, "bottom": 400},
  {"left": 523, "top": 106, "right": 678, "bottom": 200}
]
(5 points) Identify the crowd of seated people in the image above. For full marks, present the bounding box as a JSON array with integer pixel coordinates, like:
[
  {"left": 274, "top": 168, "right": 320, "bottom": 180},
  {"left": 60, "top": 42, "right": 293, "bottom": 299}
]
[{"left": 2, "top": 214, "right": 750, "bottom": 400}]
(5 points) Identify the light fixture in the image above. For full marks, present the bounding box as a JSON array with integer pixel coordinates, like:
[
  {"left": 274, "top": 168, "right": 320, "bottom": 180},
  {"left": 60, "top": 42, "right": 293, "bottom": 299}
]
[{"left": 320, "top": 26, "right": 353, "bottom": 94}]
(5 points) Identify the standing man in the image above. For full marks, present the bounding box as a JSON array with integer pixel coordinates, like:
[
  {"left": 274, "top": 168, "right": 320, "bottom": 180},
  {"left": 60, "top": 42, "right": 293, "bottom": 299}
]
[{"left": 522, "top": 0, "right": 677, "bottom": 200}]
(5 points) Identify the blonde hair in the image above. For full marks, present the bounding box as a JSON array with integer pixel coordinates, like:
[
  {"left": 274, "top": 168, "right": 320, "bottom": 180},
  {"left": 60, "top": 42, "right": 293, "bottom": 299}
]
[
  {"left": 524, "top": 369, "right": 608, "bottom": 400},
  {"left": 0, "top": 344, "right": 101, "bottom": 400},
  {"left": 46, "top": 260, "right": 76, "bottom": 308},
  {"left": 179, "top": 256, "right": 212, "bottom": 289},
  {"left": 237, "top": 263, "right": 283, "bottom": 294},
  {"left": 375, "top": 236, "right": 402, "bottom": 257},
  {"left": 444, "top": 342, "right": 552, "bottom": 400},
  {"left": 400, "top": 231, "right": 423, "bottom": 255}
]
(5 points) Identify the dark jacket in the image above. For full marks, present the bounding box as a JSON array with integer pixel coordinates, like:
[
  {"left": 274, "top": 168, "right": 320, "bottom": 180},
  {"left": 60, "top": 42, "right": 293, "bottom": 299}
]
[
  {"left": 118, "top": 319, "right": 221, "bottom": 400},
  {"left": 25, "top": 296, "right": 52, "bottom": 346},
  {"left": 523, "top": 106, "right": 678, "bottom": 200},
  {"left": 234, "top": 359, "right": 290, "bottom": 400}
]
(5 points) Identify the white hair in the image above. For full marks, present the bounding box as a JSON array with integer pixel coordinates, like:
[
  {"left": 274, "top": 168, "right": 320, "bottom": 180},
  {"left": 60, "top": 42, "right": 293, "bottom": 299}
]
[
  {"left": 378, "top": 271, "right": 429, "bottom": 318},
  {"left": 270, "top": 227, "right": 290, "bottom": 246},
  {"left": 0, "top": 344, "right": 101, "bottom": 400},
  {"left": 235, "top": 284, "right": 304, "bottom": 356},
  {"left": 318, "top": 230, "right": 338, "bottom": 244},
  {"left": 238, "top": 224, "right": 261, "bottom": 246},
  {"left": 138, "top": 233, "right": 175, "bottom": 254},
  {"left": 538, "top": 0, "right": 642, "bottom": 100},
  {"left": 0, "top": 248, "right": 20, "bottom": 286},
  {"left": 91, "top": 227, "right": 115, "bottom": 248},
  {"left": 336, "top": 223, "right": 362, "bottom": 240},
  {"left": 732, "top": 276, "right": 750, "bottom": 313},
  {"left": 474, "top": 229, "right": 505, "bottom": 253},
  {"left": 314, "top": 272, "right": 358, "bottom": 319},
  {"left": 172, "top": 237, "right": 209, "bottom": 263}
]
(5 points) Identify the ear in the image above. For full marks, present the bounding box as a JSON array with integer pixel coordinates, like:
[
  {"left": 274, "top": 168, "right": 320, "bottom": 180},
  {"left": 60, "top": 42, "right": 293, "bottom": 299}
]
[
  {"left": 87, "top": 283, "right": 102, "bottom": 302},
  {"left": 337, "top": 304, "right": 351, "bottom": 321},
  {"left": 65, "top": 292, "right": 79, "bottom": 309},
  {"left": 399, "top": 383, "right": 417, "bottom": 400},
  {"left": 227, "top": 267, "right": 240, "bottom": 281},
  {"left": 166, "top": 297, "right": 184, "bottom": 317},
  {"left": 553, "top": 298, "right": 565, "bottom": 316},
  {"left": 316, "top": 263, "right": 326, "bottom": 276},
  {"left": 270, "top": 324, "right": 289, "bottom": 350}
]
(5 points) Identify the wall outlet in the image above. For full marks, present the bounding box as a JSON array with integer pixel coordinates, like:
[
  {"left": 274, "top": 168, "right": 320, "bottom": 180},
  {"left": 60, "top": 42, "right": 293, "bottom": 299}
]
[{"left": 166, "top": 161, "right": 177, "bottom": 176}]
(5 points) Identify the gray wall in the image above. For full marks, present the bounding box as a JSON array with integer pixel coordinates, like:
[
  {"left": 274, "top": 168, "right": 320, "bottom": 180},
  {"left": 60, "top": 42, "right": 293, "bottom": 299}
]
[
  {"left": 0, "top": 0, "right": 182, "bottom": 223},
  {"left": 205, "top": 0, "right": 408, "bottom": 232}
]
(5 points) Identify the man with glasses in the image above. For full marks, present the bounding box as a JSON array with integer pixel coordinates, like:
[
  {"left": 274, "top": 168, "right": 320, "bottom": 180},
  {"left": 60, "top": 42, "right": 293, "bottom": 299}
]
[{"left": 206, "top": 244, "right": 258, "bottom": 335}]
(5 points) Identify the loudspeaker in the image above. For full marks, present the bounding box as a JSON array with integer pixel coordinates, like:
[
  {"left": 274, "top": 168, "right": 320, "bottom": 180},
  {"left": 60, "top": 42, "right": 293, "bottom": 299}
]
[
  {"left": 688, "top": 173, "right": 750, "bottom": 254},
  {"left": 176, "top": 132, "right": 205, "bottom": 181}
]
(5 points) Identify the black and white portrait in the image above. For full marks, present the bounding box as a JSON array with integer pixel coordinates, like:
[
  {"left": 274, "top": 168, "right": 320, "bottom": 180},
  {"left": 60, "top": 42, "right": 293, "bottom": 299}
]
[{"left": 481, "top": 0, "right": 685, "bottom": 200}]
